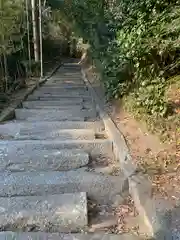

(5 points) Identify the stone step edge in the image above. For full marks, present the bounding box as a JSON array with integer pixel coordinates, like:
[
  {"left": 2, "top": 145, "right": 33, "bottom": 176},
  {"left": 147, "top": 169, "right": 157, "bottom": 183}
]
[
  {"left": 0, "top": 232, "right": 140, "bottom": 240},
  {"left": 0, "top": 192, "right": 87, "bottom": 232},
  {"left": 6, "top": 129, "right": 95, "bottom": 141},
  {"left": 0, "top": 139, "right": 113, "bottom": 161},
  {"left": 14, "top": 109, "right": 96, "bottom": 121},
  {"left": 0, "top": 121, "right": 105, "bottom": 132},
  {"left": 0, "top": 169, "right": 126, "bottom": 204},
  {"left": 0, "top": 149, "right": 89, "bottom": 171}
]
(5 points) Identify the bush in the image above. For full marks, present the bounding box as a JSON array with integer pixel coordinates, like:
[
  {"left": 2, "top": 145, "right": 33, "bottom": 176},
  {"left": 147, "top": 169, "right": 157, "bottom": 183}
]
[{"left": 59, "top": 0, "right": 180, "bottom": 117}]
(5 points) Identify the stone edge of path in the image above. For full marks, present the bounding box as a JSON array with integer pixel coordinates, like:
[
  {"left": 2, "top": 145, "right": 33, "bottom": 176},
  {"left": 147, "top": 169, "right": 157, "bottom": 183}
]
[
  {"left": 0, "top": 232, "right": 140, "bottom": 240},
  {"left": 0, "top": 63, "right": 62, "bottom": 122},
  {"left": 81, "top": 66, "right": 173, "bottom": 239}
]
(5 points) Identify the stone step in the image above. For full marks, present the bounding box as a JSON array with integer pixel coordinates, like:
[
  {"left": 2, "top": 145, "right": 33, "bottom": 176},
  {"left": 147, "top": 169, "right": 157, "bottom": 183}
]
[
  {"left": 59, "top": 66, "right": 81, "bottom": 69},
  {"left": 49, "top": 77, "right": 82, "bottom": 81},
  {"left": 0, "top": 121, "right": 104, "bottom": 133},
  {"left": 57, "top": 68, "right": 81, "bottom": 71},
  {"left": 41, "top": 85, "right": 87, "bottom": 90},
  {"left": 15, "top": 111, "right": 84, "bottom": 121},
  {"left": 47, "top": 77, "right": 83, "bottom": 82},
  {"left": 55, "top": 67, "right": 81, "bottom": 71},
  {"left": 15, "top": 109, "right": 96, "bottom": 121},
  {"left": 0, "top": 169, "right": 125, "bottom": 203},
  {"left": 0, "top": 139, "right": 112, "bottom": 158},
  {"left": 44, "top": 83, "right": 85, "bottom": 88},
  {"left": 45, "top": 81, "right": 84, "bottom": 85},
  {"left": 52, "top": 68, "right": 81, "bottom": 72},
  {"left": 34, "top": 87, "right": 89, "bottom": 94},
  {"left": 1, "top": 129, "right": 95, "bottom": 140},
  {"left": 59, "top": 70, "right": 81, "bottom": 72},
  {"left": 28, "top": 94, "right": 92, "bottom": 101},
  {"left": 60, "top": 64, "right": 81, "bottom": 68},
  {"left": 27, "top": 97, "right": 83, "bottom": 104},
  {"left": 56, "top": 67, "right": 81, "bottom": 70},
  {"left": 32, "top": 91, "right": 91, "bottom": 97},
  {"left": 56, "top": 73, "right": 82, "bottom": 77},
  {"left": 0, "top": 192, "right": 87, "bottom": 232},
  {"left": 57, "top": 68, "right": 81, "bottom": 72},
  {"left": 60, "top": 66, "right": 81, "bottom": 69},
  {"left": 0, "top": 232, "right": 139, "bottom": 240},
  {"left": 22, "top": 101, "right": 91, "bottom": 110},
  {"left": 0, "top": 149, "right": 89, "bottom": 171}
]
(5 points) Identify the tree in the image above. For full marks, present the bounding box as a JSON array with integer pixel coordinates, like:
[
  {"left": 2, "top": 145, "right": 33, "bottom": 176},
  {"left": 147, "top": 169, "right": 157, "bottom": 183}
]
[
  {"left": 0, "top": 0, "right": 25, "bottom": 91},
  {"left": 31, "top": 0, "right": 40, "bottom": 62}
]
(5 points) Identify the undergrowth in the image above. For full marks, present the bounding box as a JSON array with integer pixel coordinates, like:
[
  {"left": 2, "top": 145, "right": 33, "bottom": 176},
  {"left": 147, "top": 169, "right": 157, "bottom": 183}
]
[
  {"left": 57, "top": 0, "right": 180, "bottom": 143},
  {"left": 124, "top": 74, "right": 180, "bottom": 143}
]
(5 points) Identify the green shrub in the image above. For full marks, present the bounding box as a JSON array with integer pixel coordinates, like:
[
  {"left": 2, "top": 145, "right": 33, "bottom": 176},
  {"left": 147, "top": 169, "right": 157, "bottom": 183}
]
[{"left": 59, "top": 0, "right": 180, "bottom": 117}]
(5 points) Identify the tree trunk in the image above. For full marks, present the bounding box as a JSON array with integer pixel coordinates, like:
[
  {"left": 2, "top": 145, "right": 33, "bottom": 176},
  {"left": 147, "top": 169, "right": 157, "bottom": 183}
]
[
  {"left": 3, "top": 53, "right": 8, "bottom": 92},
  {"left": 38, "top": 0, "right": 43, "bottom": 78},
  {"left": 26, "top": 0, "right": 32, "bottom": 74},
  {"left": 31, "top": 0, "right": 39, "bottom": 62}
]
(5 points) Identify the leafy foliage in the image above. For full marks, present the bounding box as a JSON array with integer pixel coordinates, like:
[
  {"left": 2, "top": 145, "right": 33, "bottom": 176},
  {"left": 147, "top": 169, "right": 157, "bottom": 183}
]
[
  {"left": 57, "top": 0, "right": 180, "bottom": 118},
  {"left": 1, "top": 0, "right": 180, "bottom": 119},
  {"left": 0, "top": 0, "right": 25, "bottom": 55}
]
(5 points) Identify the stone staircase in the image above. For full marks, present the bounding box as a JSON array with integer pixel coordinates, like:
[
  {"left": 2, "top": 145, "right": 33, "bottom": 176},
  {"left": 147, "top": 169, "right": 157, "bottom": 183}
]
[{"left": 0, "top": 61, "right": 140, "bottom": 239}]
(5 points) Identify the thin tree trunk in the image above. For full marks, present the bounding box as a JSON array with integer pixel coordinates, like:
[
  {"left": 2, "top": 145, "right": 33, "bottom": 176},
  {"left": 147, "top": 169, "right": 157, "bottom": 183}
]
[
  {"left": 39, "top": 0, "right": 43, "bottom": 79},
  {"left": 3, "top": 53, "right": 8, "bottom": 92},
  {"left": 31, "top": 0, "right": 39, "bottom": 62},
  {"left": 0, "top": 56, "right": 4, "bottom": 92},
  {"left": 26, "top": 0, "right": 32, "bottom": 73}
]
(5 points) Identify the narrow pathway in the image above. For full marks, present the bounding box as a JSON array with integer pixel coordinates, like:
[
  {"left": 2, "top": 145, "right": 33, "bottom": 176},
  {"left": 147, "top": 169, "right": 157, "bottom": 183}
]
[{"left": 0, "top": 60, "right": 139, "bottom": 239}]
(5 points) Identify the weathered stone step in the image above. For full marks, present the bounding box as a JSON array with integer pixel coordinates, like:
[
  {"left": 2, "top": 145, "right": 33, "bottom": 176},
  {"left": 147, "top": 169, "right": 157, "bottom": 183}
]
[
  {"left": 0, "top": 169, "right": 125, "bottom": 203},
  {"left": 15, "top": 109, "right": 96, "bottom": 121},
  {"left": 57, "top": 66, "right": 81, "bottom": 71},
  {"left": 27, "top": 97, "right": 84, "bottom": 103},
  {"left": 28, "top": 94, "right": 92, "bottom": 101},
  {"left": 59, "top": 73, "right": 80, "bottom": 77},
  {"left": 45, "top": 80, "right": 84, "bottom": 85},
  {"left": 15, "top": 111, "right": 83, "bottom": 121},
  {"left": 0, "top": 121, "right": 104, "bottom": 133},
  {"left": 0, "top": 139, "right": 112, "bottom": 158},
  {"left": 49, "top": 76, "right": 82, "bottom": 81},
  {"left": 32, "top": 91, "right": 91, "bottom": 98},
  {"left": 56, "top": 73, "right": 82, "bottom": 77},
  {"left": 60, "top": 66, "right": 81, "bottom": 69},
  {"left": 57, "top": 68, "right": 81, "bottom": 71},
  {"left": 57, "top": 68, "right": 81, "bottom": 72},
  {"left": 57, "top": 69, "right": 81, "bottom": 71},
  {"left": 34, "top": 88, "right": 89, "bottom": 95},
  {"left": 44, "top": 83, "right": 85, "bottom": 88},
  {"left": 23, "top": 101, "right": 91, "bottom": 110},
  {"left": 0, "top": 192, "right": 87, "bottom": 232},
  {"left": 0, "top": 149, "right": 89, "bottom": 171},
  {"left": 59, "top": 63, "right": 81, "bottom": 67},
  {"left": 0, "top": 232, "right": 139, "bottom": 240},
  {"left": 47, "top": 77, "right": 83, "bottom": 83},
  {"left": 2, "top": 129, "right": 95, "bottom": 140},
  {"left": 41, "top": 85, "right": 87, "bottom": 90},
  {"left": 59, "top": 66, "right": 81, "bottom": 70}
]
